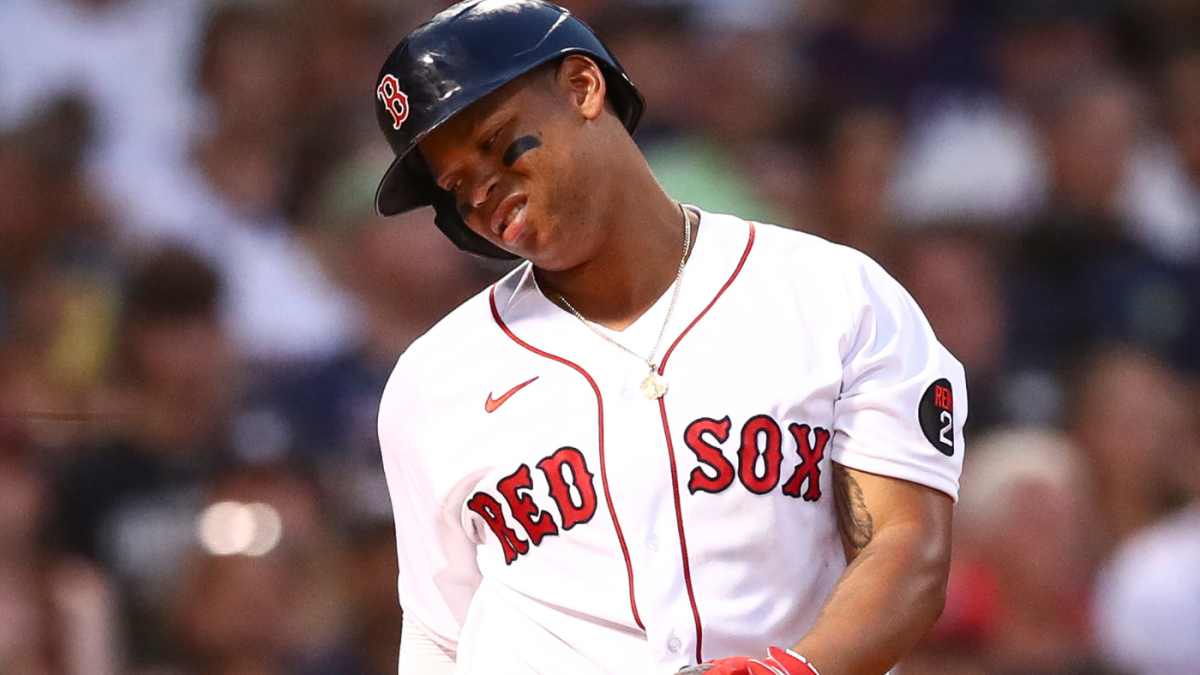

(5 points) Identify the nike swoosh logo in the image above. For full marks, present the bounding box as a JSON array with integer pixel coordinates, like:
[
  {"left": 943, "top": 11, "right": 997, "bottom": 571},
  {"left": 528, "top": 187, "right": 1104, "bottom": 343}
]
[{"left": 485, "top": 377, "right": 539, "bottom": 413}]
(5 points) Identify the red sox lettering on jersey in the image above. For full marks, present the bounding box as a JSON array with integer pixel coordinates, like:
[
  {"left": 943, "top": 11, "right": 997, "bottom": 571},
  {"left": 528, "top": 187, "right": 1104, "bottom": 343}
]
[
  {"left": 378, "top": 211, "right": 966, "bottom": 675},
  {"left": 468, "top": 417, "right": 831, "bottom": 565}
]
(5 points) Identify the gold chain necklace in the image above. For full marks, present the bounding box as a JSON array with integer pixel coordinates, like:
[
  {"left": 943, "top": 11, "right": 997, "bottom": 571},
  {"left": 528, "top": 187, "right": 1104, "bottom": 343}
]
[{"left": 558, "top": 205, "right": 691, "bottom": 400}]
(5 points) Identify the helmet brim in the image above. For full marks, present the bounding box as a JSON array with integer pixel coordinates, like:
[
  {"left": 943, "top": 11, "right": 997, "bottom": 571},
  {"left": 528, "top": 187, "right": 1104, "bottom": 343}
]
[{"left": 374, "top": 153, "right": 430, "bottom": 217}]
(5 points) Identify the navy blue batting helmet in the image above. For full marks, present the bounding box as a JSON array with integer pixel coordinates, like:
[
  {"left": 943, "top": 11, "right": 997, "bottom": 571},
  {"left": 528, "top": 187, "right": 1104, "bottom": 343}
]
[{"left": 372, "top": 0, "right": 645, "bottom": 259}]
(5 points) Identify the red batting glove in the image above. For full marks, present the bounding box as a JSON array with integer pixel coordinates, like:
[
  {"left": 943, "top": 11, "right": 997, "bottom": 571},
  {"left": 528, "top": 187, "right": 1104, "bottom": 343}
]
[
  {"left": 699, "top": 647, "right": 821, "bottom": 675},
  {"left": 695, "top": 656, "right": 768, "bottom": 675}
]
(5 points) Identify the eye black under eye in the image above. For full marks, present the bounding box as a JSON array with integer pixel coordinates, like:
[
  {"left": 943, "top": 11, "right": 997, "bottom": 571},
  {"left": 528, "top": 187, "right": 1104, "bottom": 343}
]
[{"left": 502, "top": 136, "right": 541, "bottom": 167}]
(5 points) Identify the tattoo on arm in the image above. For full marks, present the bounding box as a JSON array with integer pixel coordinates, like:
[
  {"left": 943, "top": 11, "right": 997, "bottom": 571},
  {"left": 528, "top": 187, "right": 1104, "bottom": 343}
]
[{"left": 834, "top": 464, "right": 873, "bottom": 551}]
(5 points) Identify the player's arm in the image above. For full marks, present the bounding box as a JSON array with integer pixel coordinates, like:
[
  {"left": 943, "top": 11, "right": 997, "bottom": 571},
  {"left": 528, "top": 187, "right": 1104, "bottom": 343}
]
[
  {"left": 697, "top": 465, "right": 952, "bottom": 675},
  {"left": 789, "top": 463, "right": 953, "bottom": 675},
  {"left": 699, "top": 249, "right": 962, "bottom": 675},
  {"left": 379, "top": 356, "right": 481, "bottom": 675}
]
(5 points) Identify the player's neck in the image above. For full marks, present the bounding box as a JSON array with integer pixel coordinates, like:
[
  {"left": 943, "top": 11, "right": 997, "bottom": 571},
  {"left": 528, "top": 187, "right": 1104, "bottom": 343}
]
[{"left": 536, "top": 188, "right": 694, "bottom": 331}]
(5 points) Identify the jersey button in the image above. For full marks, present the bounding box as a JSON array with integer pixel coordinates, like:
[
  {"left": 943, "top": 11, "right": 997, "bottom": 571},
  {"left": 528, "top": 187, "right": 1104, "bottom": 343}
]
[
  {"left": 667, "top": 638, "right": 682, "bottom": 653},
  {"left": 648, "top": 535, "right": 661, "bottom": 551}
]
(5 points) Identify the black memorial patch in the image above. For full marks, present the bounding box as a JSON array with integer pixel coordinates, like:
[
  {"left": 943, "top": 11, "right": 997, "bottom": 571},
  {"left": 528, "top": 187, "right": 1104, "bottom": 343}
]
[{"left": 918, "top": 379, "right": 955, "bottom": 456}]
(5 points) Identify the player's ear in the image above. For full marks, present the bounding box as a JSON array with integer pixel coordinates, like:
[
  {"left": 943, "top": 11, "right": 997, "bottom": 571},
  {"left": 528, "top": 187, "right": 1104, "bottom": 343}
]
[{"left": 557, "top": 54, "right": 607, "bottom": 121}]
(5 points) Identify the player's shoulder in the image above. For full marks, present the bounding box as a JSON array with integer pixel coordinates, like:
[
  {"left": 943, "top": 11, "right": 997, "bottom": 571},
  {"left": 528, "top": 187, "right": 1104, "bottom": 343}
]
[
  {"left": 403, "top": 289, "right": 491, "bottom": 361},
  {"left": 379, "top": 268, "right": 521, "bottom": 410},
  {"left": 755, "top": 218, "right": 880, "bottom": 272},
  {"left": 699, "top": 209, "right": 894, "bottom": 294}
]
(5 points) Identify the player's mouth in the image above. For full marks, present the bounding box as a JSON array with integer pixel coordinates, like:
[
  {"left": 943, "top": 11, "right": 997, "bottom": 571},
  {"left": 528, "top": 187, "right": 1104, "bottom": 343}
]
[{"left": 491, "top": 194, "right": 528, "bottom": 245}]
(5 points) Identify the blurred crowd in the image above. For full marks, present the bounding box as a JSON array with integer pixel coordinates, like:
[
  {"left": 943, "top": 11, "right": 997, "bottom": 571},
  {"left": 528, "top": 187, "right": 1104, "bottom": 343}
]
[{"left": 1, "top": 0, "right": 1198, "bottom": 674}]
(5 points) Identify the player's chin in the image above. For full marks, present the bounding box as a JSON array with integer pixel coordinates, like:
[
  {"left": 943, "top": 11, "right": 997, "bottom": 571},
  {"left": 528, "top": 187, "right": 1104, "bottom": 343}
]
[
  {"left": 493, "top": 209, "right": 576, "bottom": 268},
  {"left": 485, "top": 225, "right": 534, "bottom": 261},
  {"left": 496, "top": 218, "right": 562, "bottom": 266},
  {"left": 518, "top": 233, "right": 582, "bottom": 271}
]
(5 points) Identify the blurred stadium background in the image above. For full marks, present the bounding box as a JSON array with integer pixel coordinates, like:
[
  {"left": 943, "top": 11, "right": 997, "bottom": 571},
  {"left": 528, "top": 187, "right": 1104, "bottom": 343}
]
[{"left": 1, "top": 0, "right": 1199, "bottom": 674}]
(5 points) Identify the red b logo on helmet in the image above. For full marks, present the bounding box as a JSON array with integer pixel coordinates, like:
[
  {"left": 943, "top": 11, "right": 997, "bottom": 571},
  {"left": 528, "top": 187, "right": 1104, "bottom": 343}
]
[{"left": 377, "top": 74, "right": 410, "bottom": 130}]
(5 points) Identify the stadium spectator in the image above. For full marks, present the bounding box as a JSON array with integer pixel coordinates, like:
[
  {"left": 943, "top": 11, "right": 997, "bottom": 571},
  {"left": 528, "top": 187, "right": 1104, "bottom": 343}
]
[
  {"left": 891, "top": 4, "right": 1200, "bottom": 263},
  {"left": 53, "top": 249, "right": 238, "bottom": 666},
  {"left": 0, "top": 414, "right": 122, "bottom": 675},
  {"left": 1093, "top": 464, "right": 1200, "bottom": 675},
  {"left": 1088, "top": 342, "right": 1200, "bottom": 675},
  {"left": 1159, "top": 46, "right": 1200, "bottom": 232},
  {"left": 805, "top": 0, "right": 994, "bottom": 117},
  {"left": 172, "top": 466, "right": 358, "bottom": 675},
  {"left": 811, "top": 106, "right": 903, "bottom": 259},
  {"left": 1068, "top": 346, "right": 1196, "bottom": 549},
  {"left": 0, "top": 0, "right": 206, "bottom": 233},
  {"left": 0, "top": 97, "right": 121, "bottom": 450},
  {"left": 1005, "top": 72, "right": 1200, "bottom": 379},
  {"left": 109, "top": 4, "right": 364, "bottom": 364},
  {"left": 607, "top": 5, "right": 785, "bottom": 222},
  {"left": 243, "top": 152, "right": 495, "bottom": 519},
  {"left": 342, "top": 524, "right": 404, "bottom": 675},
  {"left": 947, "top": 429, "right": 1109, "bottom": 675}
]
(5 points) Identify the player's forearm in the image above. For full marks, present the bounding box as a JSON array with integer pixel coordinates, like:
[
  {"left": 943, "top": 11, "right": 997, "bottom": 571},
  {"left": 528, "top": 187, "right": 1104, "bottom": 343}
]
[
  {"left": 789, "top": 466, "right": 953, "bottom": 675},
  {"left": 791, "top": 520, "right": 950, "bottom": 675}
]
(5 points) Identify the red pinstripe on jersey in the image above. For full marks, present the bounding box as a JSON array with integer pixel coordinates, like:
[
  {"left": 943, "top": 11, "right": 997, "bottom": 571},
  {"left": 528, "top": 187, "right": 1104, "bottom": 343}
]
[
  {"left": 657, "top": 221, "right": 756, "bottom": 663},
  {"left": 489, "top": 289, "right": 645, "bottom": 630}
]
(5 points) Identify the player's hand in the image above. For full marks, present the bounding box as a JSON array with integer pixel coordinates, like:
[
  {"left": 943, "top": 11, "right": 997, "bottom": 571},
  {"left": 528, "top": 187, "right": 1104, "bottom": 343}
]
[{"left": 679, "top": 647, "right": 820, "bottom": 675}]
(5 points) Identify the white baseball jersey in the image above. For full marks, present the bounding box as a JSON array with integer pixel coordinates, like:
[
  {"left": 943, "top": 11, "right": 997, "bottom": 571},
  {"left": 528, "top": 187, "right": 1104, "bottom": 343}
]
[{"left": 378, "top": 210, "right": 966, "bottom": 675}]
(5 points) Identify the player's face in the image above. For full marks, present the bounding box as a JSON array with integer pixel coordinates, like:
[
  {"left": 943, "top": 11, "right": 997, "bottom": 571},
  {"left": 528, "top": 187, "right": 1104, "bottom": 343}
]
[{"left": 418, "top": 57, "right": 612, "bottom": 269}]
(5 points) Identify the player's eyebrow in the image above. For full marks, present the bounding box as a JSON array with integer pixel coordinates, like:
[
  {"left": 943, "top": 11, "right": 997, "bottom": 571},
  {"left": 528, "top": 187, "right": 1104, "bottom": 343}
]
[
  {"left": 474, "top": 112, "right": 513, "bottom": 152},
  {"left": 431, "top": 108, "right": 519, "bottom": 190},
  {"left": 503, "top": 136, "right": 541, "bottom": 167}
]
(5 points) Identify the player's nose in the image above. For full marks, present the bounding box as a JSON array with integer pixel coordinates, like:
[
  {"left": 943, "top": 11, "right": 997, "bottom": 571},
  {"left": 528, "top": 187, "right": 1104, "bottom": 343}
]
[{"left": 466, "top": 169, "right": 500, "bottom": 210}]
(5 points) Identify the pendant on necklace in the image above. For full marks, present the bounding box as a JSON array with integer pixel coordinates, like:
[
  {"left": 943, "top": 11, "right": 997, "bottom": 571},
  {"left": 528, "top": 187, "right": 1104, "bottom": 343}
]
[{"left": 640, "top": 371, "right": 668, "bottom": 399}]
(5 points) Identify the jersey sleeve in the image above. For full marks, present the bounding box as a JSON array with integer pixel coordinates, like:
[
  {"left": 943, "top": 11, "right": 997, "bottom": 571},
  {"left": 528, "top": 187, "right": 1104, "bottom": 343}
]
[
  {"left": 398, "top": 614, "right": 457, "bottom": 675},
  {"left": 378, "top": 355, "right": 483, "bottom": 652},
  {"left": 829, "top": 249, "right": 967, "bottom": 500}
]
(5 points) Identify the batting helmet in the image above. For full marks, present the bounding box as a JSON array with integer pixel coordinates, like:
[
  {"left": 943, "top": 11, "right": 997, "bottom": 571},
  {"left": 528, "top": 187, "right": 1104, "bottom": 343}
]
[{"left": 372, "top": 0, "right": 645, "bottom": 259}]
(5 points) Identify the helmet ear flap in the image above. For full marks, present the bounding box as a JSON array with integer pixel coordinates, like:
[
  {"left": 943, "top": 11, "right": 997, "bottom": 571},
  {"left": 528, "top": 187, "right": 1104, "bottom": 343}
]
[
  {"left": 429, "top": 188, "right": 520, "bottom": 260},
  {"left": 406, "top": 148, "right": 519, "bottom": 260}
]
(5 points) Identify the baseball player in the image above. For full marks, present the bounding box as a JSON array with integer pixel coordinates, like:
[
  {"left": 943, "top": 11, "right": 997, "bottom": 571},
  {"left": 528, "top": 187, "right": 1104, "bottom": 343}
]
[{"left": 373, "top": 2, "right": 966, "bottom": 675}]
